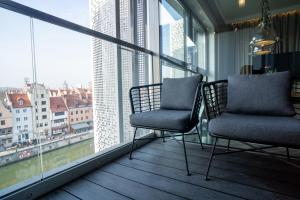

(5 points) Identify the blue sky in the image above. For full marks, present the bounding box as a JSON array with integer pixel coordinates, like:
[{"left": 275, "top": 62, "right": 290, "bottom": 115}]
[{"left": 0, "top": 0, "right": 92, "bottom": 88}]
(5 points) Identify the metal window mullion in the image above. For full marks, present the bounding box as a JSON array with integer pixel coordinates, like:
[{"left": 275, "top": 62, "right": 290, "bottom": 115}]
[{"left": 116, "top": 0, "right": 124, "bottom": 143}]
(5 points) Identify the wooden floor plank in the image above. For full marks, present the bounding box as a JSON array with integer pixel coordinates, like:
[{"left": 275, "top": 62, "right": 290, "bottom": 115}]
[
  {"left": 140, "top": 141, "right": 300, "bottom": 185},
  {"left": 148, "top": 140, "right": 300, "bottom": 176},
  {"left": 63, "top": 179, "right": 130, "bottom": 200},
  {"left": 38, "top": 189, "right": 79, "bottom": 200},
  {"left": 132, "top": 149, "right": 300, "bottom": 198},
  {"left": 153, "top": 139, "right": 300, "bottom": 169},
  {"left": 116, "top": 156, "right": 298, "bottom": 200},
  {"left": 41, "top": 139, "right": 300, "bottom": 200},
  {"left": 101, "top": 162, "right": 244, "bottom": 200},
  {"left": 85, "top": 170, "right": 184, "bottom": 200}
]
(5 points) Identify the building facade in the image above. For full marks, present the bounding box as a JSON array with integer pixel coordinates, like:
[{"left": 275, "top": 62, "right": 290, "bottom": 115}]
[
  {"left": 25, "top": 83, "right": 51, "bottom": 140},
  {"left": 6, "top": 93, "right": 33, "bottom": 144},
  {"left": 90, "top": 0, "right": 148, "bottom": 152},
  {"left": 65, "top": 94, "right": 93, "bottom": 134},
  {"left": 0, "top": 100, "right": 13, "bottom": 148},
  {"left": 49, "top": 97, "right": 68, "bottom": 136}
]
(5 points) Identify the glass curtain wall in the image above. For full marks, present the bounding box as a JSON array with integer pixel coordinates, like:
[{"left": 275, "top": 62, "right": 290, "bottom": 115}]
[
  {"left": 0, "top": 0, "right": 151, "bottom": 196},
  {"left": 159, "top": 0, "right": 207, "bottom": 78}
]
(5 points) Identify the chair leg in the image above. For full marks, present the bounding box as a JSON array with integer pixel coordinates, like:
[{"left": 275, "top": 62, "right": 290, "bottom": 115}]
[
  {"left": 161, "top": 130, "right": 165, "bottom": 142},
  {"left": 227, "top": 139, "right": 231, "bottom": 151},
  {"left": 196, "top": 125, "right": 203, "bottom": 149},
  {"left": 182, "top": 133, "right": 190, "bottom": 176},
  {"left": 205, "top": 137, "right": 218, "bottom": 180},
  {"left": 129, "top": 128, "right": 138, "bottom": 160},
  {"left": 286, "top": 147, "right": 291, "bottom": 160}
]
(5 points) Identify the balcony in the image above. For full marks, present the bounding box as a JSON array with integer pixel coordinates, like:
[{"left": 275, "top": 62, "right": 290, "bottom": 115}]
[{"left": 1, "top": 0, "right": 300, "bottom": 199}]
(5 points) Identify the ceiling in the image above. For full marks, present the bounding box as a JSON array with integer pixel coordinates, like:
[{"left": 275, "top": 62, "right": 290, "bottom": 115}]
[
  {"left": 189, "top": 0, "right": 300, "bottom": 32},
  {"left": 215, "top": 0, "right": 300, "bottom": 23}
]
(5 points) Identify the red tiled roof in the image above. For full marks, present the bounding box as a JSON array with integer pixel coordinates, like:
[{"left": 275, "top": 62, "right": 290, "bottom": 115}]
[
  {"left": 65, "top": 95, "right": 90, "bottom": 108},
  {"left": 50, "top": 97, "right": 67, "bottom": 113},
  {"left": 7, "top": 93, "right": 32, "bottom": 108}
]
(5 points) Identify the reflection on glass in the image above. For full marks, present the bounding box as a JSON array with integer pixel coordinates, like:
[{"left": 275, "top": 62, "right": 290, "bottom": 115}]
[
  {"left": 192, "top": 18, "right": 206, "bottom": 69},
  {"left": 160, "top": 0, "right": 185, "bottom": 61}
]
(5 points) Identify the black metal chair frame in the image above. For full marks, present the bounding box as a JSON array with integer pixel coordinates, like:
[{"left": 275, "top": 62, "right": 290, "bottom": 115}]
[
  {"left": 202, "top": 80, "right": 300, "bottom": 180},
  {"left": 129, "top": 82, "right": 203, "bottom": 176}
]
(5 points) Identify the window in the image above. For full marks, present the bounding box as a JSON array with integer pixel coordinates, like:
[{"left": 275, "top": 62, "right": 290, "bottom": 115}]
[
  {"left": 0, "top": 0, "right": 152, "bottom": 195},
  {"left": 1, "top": 120, "right": 5, "bottom": 125},
  {"left": 42, "top": 108, "right": 46, "bottom": 112},
  {"left": 17, "top": 126, "right": 21, "bottom": 130},
  {"left": 17, "top": 99, "right": 24, "bottom": 105},
  {"left": 16, "top": 109, "right": 20, "bottom": 114},
  {"left": 41, "top": 94, "right": 44, "bottom": 98},
  {"left": 23, "top": 108, "right": 27, "bottom": 112},
  {"left": 24, "top": 125, "right": 28, "bottom": 129},
  {"left": 16, "top": 118, "right": 20, "bottom": 122},
  {"left": 55, "top": 112, "right": 64, "bottom": 116},
  {"left": 86, "top": 116, "right": 88, "bottom": 119},
  {"left": 24, "top": 117, "right": 28, "bottom": 121},
  {"left": 160, "top": 0, "right": 186, "bottom": 61},
  {"left": 0, "top": 113, "right": 2, "bottom": 117}
]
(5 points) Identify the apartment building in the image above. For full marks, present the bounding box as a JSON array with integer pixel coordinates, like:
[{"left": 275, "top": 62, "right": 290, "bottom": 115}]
[
  {"left": 6, "top": 93, "right": 33, "bottom": 143},
  {"left": 64, "top": 94, "right": 93, "bottom": 134},
  {"left": 0, "top": 100, "right": 13, "bottom": 148},
  {"left": 49, "top": 97, "right": 68, "bottom": 135},
  {"left": 25, "top": 83, "right": 51, "bottom": 140}
]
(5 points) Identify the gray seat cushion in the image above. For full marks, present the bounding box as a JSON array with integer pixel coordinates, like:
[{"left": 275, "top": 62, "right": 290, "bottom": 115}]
[
  {"left": 130, "top": 109, "right": 192, "bottom": 132},
  {"left": 160, "top": 75, "right": 201, "bottom": 110},
  {"left": 227, "top": 71, "right": 295, "bottom": 116},
  {"left": 208, "top": 113, "right": 300, "bottom": 147}
]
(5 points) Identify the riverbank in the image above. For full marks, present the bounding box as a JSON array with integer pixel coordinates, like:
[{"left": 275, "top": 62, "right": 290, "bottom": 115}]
[
  {"left": 0, "top": 137, "right": 94, "bottom": 190},
  {"left": 0, "top": 131, "right": 93, "bottom": 167}
]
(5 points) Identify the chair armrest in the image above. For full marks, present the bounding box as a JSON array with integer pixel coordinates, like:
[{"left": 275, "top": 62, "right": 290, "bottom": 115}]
[
  {"left": 201, "top": 80, "right": 228, "bottom": 121},
  {"left": 129, "top": 83, "right": 162, "bottom": 114},
  {"left": 190, "top": 83, "right": 203, "bottom": 124}
]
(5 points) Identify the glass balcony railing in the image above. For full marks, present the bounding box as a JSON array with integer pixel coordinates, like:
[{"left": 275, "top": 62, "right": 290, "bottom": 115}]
[{"left": 0, "top": 0, "right": 153, "bottom": 196}]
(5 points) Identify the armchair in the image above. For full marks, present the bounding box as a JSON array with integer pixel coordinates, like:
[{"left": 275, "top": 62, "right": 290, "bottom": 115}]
[
  {"left": 129, "top": 75, "right": 203, "bottom": 175},
  {"left": 202, "top": 72, "right": 300, "bottom": 180}
]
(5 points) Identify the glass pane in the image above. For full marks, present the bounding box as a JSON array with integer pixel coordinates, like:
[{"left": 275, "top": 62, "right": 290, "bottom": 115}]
[
  {"left": 160, "top": 0, "right": 185, "bottom": 61},
  {"left": 0, "top": 9, "right": 43, "bottom": 191},
  {"left": 14, "top": 0, "right": 90, "bottom": 27},
  {"left": 193, "top": 18, "right": 206, "bottom": 69},
  {"left": 31, "top": 19, "right": 95, "bottom": 174}
]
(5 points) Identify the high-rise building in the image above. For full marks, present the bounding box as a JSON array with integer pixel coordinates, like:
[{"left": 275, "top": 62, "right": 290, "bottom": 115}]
[{"left": 90, "top": 0, "right": 149, "bottom": 152}]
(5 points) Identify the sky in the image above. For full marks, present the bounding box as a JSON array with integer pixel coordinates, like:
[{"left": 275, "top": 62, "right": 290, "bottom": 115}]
[{"left": 0, "top": 0, "right": 92, "bottom": 89}]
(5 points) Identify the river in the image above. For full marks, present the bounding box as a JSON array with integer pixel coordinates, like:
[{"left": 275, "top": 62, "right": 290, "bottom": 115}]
[{"left": 0, "top": 138, "right": 94, "bottom": 190}]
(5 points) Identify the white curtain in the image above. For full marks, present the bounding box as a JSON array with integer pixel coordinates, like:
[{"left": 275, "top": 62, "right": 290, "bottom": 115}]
[{"left": 215, "top": 27, "right": 256, "bottom": 80}]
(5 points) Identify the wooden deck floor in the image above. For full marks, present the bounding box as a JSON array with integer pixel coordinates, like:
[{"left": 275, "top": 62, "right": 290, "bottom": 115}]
[{"left": 40, "top": 139, "right": 300, "bottom": 200}]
